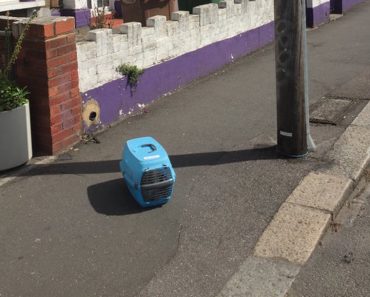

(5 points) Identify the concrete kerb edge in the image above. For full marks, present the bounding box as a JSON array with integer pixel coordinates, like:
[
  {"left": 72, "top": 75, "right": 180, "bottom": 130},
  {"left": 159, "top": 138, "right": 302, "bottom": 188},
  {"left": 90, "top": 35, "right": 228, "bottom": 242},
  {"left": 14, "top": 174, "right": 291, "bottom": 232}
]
[
  {"left": 0, "top": 155, "right": 57, "bottom": 188},
  {"left": 217, "top": 100, "right": 370, "bottom": 297},
  {"left": 257, "top": 98, "right": 370, "bottom": 265}
]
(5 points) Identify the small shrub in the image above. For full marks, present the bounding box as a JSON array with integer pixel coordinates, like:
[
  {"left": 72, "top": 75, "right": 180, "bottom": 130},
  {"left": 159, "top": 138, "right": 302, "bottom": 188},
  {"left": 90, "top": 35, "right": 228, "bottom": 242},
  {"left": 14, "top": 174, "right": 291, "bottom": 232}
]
[
  {"left": 0, "top": 78, "right": 29, "bottom": 112},
  {"left": 0, "top": 10, "right": 36, "bottom": 112},
  {"left": 116, "top": 64, "right": 144, "bottom": 87}
]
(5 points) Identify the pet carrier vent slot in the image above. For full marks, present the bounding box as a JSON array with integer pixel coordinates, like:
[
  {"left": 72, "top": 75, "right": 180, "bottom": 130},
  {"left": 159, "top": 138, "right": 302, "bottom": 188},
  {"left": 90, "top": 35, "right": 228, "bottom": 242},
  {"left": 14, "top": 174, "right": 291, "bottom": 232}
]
[{"left": 141, "top": 167, "right": 172, "bottom": 185}]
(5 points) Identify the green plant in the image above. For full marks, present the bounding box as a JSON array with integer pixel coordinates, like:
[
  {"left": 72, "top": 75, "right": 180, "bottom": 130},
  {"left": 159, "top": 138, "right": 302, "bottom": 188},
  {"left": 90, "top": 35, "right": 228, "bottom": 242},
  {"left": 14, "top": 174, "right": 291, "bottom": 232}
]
[
  {"left": 116, "top": 64, "right": 144, "bottom": 87},
  {"left": 0, "top": 78, "right": 29, "bottom": 112},
  {"left": 0, "top": 11, "right": 36, "bottom": 112}
]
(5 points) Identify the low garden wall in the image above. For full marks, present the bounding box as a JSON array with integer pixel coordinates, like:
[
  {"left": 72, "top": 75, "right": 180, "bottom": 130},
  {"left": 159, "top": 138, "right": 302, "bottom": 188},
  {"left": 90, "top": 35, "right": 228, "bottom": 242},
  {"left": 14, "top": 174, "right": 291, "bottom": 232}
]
[
  {"left": 76, "top": 0, "right": 275, "bottom": 132},
  {"left": 0, "top": 0, "right": 367, "bottom": 155},
  {"left": 306, "top": 0, "right": 365, "bottom": 27},
  {"left": 306, "top": 0, "right": 331, "bottom": 27}
]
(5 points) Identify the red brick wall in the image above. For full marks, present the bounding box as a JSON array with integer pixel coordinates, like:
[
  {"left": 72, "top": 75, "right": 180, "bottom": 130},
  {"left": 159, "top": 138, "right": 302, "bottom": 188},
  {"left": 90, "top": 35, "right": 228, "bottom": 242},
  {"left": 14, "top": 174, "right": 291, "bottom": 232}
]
[
  {"left": 0, "top": 34, "right": 6, "bottom": 69},
  {"left": 1, "top": 17, "right": 82, "bottom": 155}
]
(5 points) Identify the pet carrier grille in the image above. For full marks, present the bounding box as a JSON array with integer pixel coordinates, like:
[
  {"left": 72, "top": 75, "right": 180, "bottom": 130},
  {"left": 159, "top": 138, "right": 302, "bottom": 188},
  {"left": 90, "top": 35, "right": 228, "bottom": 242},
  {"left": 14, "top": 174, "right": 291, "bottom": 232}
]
[
  {"left": 141, "top": 167, "right": 172, "bottom": 185},
  {"left": 141, "top": 167, "right": 173, "bottom": 201}
]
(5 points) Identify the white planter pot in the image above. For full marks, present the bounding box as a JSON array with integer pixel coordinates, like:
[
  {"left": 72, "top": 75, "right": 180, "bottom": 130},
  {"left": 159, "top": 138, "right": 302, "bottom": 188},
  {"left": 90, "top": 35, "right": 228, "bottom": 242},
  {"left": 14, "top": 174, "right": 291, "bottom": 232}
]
[{"left": 0, "top": 102, "right": 33, "bottom": 171}]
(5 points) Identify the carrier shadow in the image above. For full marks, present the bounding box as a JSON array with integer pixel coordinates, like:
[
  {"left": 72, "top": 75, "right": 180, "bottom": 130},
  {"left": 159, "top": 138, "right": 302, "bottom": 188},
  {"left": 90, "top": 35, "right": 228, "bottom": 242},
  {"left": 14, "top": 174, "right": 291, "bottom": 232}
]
[{"left": 87, "top": 178, "right": 144, "bottom": 215}]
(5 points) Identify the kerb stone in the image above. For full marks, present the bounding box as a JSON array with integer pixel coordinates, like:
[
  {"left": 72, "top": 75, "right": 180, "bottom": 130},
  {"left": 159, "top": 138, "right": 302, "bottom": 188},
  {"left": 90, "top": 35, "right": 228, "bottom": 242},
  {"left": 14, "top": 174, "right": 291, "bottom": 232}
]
[
  {"left": 254, "top": 203, "right": 330, "bottom": 265},
  {"left": 287, "top": 172, "right": 353, "bottom": 216},
  {"left": 217, "top": 257, "right": 300, "bottom": 297}
]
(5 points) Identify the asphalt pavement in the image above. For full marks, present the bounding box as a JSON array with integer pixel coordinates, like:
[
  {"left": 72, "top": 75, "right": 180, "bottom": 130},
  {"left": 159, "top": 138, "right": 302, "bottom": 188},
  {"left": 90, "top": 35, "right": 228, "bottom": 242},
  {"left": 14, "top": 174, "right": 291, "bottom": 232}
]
[{"left": 1, "top": 1, "right": 370, "bottom": 296}]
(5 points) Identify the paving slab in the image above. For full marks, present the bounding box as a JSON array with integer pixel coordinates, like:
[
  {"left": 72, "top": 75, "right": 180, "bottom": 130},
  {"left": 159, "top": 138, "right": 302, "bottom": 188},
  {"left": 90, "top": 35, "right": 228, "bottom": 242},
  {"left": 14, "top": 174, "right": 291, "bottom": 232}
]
[
  {"left": 310, "top": 98, "right": 353, "bottom": 125},
  {"left": 286, "top": 172, "right": 353, "bottom": 215},
  {"left": 254, "top": 203, "right": 331, "bottom": 265}
]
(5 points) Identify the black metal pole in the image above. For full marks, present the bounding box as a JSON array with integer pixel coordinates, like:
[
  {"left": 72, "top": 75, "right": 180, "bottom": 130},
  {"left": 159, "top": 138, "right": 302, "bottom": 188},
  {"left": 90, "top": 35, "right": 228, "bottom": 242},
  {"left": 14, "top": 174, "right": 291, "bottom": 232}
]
[{"left": 275, "top": 0, "right": 308, "bottom": 157}]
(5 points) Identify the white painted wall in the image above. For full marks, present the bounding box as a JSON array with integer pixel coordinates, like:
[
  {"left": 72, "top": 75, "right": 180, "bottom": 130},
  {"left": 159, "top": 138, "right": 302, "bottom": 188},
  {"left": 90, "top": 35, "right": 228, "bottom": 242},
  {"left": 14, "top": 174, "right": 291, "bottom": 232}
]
[
  {"left": 307, "top": 0, "right": 330, "bottom": 8},
  {"left": 77, "top": 0, "right": 274, "bottom": 92},
  {"left": 63, "top": 0, "right": 88, "bottom": 9},
  {"left": 0, "top": 0, "right": 45, "bottom": 12},
  {"left": 63, "top": 0, "right": 106, "bottom": 10}
]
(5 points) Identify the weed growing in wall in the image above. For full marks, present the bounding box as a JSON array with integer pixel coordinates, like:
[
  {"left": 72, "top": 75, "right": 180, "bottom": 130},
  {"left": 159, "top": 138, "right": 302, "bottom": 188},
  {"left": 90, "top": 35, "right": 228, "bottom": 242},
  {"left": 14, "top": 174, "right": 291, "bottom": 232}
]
[{"left": 116, "top": 64, "right": 144, "bottom": 88}]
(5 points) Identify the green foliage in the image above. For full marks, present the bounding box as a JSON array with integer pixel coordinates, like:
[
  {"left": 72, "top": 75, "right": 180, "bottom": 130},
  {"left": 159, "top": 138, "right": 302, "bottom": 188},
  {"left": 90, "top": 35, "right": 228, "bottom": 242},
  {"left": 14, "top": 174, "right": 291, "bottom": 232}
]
[
  {"left": 116, "top": 64, "right": 144, "bottom": 87},
  {"left": 3, "top": 11, "right": 37, "bottom": 78},
  {"left": 0, "top": 11, "right": 36, "bottom": 112},
  {"left": 0, "top": 76, "right": 29, "bottom": 112}
]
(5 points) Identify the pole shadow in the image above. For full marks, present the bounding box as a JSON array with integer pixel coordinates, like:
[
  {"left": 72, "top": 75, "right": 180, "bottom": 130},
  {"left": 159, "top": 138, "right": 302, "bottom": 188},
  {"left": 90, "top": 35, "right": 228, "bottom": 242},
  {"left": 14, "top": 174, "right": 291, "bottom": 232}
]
[
  {"left": 10, "top": 146, "right": 279, "bottom": 177},
  {"left": 170, "top": 146, "right": 278, "bottom": 168},
  {"left": 7, "top": 146, "right": 279, "bottom": 215}
]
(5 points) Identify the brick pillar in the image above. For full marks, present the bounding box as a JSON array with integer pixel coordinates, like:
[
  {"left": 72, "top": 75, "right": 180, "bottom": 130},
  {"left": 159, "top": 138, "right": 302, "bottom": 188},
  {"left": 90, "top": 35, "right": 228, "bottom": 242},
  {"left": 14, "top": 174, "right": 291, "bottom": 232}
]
[{"left": 13, "top": 16, "right": 82, "bottom": 155}]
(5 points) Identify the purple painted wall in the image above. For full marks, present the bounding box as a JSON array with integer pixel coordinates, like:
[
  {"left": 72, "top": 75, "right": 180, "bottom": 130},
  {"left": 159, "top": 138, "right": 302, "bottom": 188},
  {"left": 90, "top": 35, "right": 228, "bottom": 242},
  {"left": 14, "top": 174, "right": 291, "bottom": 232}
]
[
  {"left": 61, "top": 9, "right": 90, "bottom": 28},
  {"left": 330, "top": 0, "right": 366, "bottom": 13},
  {"left": 81, "top": 21, "right": 275, "bottom": 132},
  {"left": 307, "top": 2, "right": 331, "bottom": 28},
  {"left": 342, "top": 0, "right": 365, "bottom": 11}
]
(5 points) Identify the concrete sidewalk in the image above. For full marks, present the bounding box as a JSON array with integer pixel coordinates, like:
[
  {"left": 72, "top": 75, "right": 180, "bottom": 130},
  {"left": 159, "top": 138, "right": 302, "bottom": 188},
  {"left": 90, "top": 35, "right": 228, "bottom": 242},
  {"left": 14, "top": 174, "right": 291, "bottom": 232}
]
[
  {"left": 1, "top": 1, "right": 370, "bottom": 297},
  {"left": 286, "top": 170, "right": 370, "bottom": 297}
]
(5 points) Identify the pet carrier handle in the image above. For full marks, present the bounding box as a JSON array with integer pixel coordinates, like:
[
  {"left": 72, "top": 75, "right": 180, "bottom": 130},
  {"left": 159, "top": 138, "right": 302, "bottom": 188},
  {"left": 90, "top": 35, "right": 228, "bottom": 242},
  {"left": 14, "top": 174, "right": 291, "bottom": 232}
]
[
  {"left": 141, "top": 144, "right": 157, "bottom": 152},
  {"left": 141, "top": 179, "right": 174, "bottom": 189}
]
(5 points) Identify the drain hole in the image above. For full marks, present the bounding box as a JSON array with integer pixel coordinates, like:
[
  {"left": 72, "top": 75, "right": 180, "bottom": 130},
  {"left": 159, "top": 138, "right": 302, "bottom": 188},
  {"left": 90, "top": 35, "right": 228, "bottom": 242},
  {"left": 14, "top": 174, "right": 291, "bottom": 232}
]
[{"left": 89, "top": 111, "right": 97, "bottom": 122}]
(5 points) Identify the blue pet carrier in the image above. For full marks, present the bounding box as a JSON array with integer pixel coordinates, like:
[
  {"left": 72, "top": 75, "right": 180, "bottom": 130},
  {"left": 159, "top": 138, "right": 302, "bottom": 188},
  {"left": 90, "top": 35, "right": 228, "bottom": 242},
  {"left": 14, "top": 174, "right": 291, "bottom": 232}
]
[{"left": 120, "top": 137, "right": 176, "bottom": 207}]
